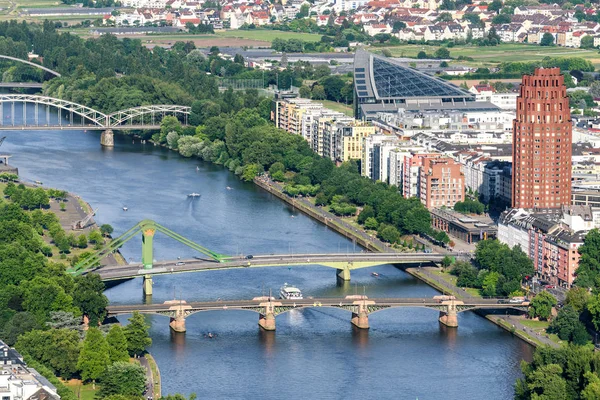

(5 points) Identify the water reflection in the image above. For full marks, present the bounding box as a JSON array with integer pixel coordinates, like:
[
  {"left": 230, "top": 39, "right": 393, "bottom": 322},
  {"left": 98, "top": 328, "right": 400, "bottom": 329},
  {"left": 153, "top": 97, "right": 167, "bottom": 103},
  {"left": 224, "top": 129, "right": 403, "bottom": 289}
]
[{"left": 351, "top": 325, "right": 369, "bottom": 349}]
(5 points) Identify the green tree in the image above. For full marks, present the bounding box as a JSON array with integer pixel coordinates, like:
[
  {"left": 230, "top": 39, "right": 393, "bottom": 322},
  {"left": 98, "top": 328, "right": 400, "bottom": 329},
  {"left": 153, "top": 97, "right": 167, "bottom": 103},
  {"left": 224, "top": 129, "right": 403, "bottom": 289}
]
[
  {"left": 78, "top": 328, "right": 110, "bottom": 388},
  {"left": 527, "top": 364, "right": 568, "bottom": 399},
  {"left": 441, "top": 255, "right": 453, "bottom": 269},
  {"left": 528, "top": 291, "right": 557, "bottom": 320},
  {"left": 77, "top": 234, "right": 88, "bottom": 249},
  {"left": 548, "top": 305, "right": 589, "bottom": 344},
  {"left": 364, "top": 217, "right": 379, "bottom": 230},
  {"left": 98, "top": 362, "right": 146, "bottom": 397},
  {"left": 73, "top": 274, "right": 108, "bottom": 326},
  {"left": 100, "top": 224, "right": 114, "bottom": 237},
  {"left": 540, "top": 32, "right": 555, "bottom": 46},
  {"left": 16, "top": 329, "right": 81, "bottom": 378},
  {"left": 2, "top": 312, "right": 40, "bottom": 346},
  {"left": 124, "top": 312, "right": 152, "bottom": 357},
  {"left": 417, "top": 51, "right": 427, "bottom": 59},
  {"left": 491, "top": 14, "right": 511, "bottom": 24},
  {"left": 88, "top": 230, "right": 103, "bottom": 245},
  {"left": 106, "top": 325, "right": 130, "bottom": 363},
  {"left": 581, "top": 35, "right": 595, "bottom": 49},
  {"left": 574, "top": 229, "right": 600, "bottom": 289},
  {"left": 434, "top": 47, "right": 450, "bottom": 59},
  {"left": 582, "top": 372, "right": 600, "bottom": 400},
  {"left": 565, "top": 287, "right": 590, "bottom": 313},
  {"left": 377, "top": 224, "right": 400, "bottom": 244}
]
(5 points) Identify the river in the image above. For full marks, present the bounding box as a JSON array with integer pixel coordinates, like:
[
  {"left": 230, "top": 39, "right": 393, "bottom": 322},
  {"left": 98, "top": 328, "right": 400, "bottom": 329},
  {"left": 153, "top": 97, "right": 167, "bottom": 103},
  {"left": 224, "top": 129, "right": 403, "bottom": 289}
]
[{"left": 3, "top": 129, "right": 532, "bottom": 399}]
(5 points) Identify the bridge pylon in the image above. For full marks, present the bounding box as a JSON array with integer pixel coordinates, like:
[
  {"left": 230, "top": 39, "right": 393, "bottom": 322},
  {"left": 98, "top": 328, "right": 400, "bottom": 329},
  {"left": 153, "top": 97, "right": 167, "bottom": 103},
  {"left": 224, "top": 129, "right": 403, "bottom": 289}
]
[{"left": 142, "top": 226, "right": 156, "bottom": 296}]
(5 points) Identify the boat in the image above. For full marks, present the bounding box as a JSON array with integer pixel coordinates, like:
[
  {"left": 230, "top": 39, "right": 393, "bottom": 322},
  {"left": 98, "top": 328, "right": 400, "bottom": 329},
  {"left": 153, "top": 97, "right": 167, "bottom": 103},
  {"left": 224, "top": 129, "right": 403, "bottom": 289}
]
[
  {"left": 34, "top": 180, "right": 43, "bottom": 185},
  {"left": 196, "top": 166, "right": 199, "bottom": 171},
  {"left": 226, "top": 186, "right": 232, "bottom": 190},
  {"left": 280, "top": 283, "right": 303, "bottom": 300},
  {"left": 188, "top": 193, "right": 201, "bottom": 198},
  {"left": 371, "top": 272, "right": 380, "bottom": 277},
  {"left": 122, "top": 207, "right": 128, "bottom": 211}
]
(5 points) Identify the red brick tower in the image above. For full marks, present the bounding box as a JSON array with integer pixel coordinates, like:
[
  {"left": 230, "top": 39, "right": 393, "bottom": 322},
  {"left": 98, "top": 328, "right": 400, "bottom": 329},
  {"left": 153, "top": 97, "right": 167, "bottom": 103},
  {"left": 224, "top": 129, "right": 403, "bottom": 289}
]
[{"left": 512, "top": 68, "right": 572, "bottom": 209}]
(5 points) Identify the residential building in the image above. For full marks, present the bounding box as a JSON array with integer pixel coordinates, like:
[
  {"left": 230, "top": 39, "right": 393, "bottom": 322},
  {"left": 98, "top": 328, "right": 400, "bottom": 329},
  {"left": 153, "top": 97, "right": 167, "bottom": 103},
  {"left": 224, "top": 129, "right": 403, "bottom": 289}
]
[
  {"left": 0, "top": 340, "right": 60, "bottom": 400},
  {"left": 512, "top": 67, "right": 572, "bottom": 209},
  {"left": 361, "top": 134, "right": 401, "bottom": 182},
  {"left": 420, "top": 156, "right": 464, "bottom": 209},
  {"left": 402, "top": 152, "right": 441, "bottom": 199},
  {"left": 341, "top": 121, "right": 376, "bottom": 161},
  {"left": 498, "top": 206, "right": 599, "bottom": 288}
]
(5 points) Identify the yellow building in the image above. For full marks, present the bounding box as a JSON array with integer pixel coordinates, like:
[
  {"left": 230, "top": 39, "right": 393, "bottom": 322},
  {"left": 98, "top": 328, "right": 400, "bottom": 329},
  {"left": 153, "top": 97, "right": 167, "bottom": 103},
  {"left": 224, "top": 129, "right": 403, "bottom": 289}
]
[{"left": 342, "top": 121, "right": 376, "bottom": 161}]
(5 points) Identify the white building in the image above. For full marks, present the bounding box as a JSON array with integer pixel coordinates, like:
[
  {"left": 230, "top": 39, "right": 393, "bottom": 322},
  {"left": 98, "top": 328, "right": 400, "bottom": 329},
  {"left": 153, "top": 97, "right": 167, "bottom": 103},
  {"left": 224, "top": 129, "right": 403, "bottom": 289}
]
[
  {"left": 361, "top": 134, "right": 401, "bottom": 183},
  {"left": 0, "top": 340, "right": 60, "bottom": 400}
]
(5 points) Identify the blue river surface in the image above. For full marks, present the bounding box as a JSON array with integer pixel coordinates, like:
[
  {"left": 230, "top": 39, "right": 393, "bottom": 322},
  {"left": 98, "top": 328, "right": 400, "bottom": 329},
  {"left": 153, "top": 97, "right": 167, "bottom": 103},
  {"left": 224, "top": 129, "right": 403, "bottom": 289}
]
[{"left": 1, "top": 129, "right": 533, "bottom": 399}]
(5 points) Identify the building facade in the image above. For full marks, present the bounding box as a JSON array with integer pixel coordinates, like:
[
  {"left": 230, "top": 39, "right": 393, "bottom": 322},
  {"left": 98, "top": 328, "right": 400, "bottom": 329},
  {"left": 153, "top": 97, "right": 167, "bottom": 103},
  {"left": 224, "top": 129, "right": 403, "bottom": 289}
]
[
  {"left": 512, "top": 67, "right": 572, "bottom": 209},
  {"left": 419, "top": 156, "right": 464, "bottom": 209}
]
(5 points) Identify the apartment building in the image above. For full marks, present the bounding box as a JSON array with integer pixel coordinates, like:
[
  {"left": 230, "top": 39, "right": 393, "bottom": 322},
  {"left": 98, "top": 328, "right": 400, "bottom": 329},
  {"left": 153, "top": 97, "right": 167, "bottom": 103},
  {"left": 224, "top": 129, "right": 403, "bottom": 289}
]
[{"left": 420, "top": 156, "right": 464, "bottom": 209}]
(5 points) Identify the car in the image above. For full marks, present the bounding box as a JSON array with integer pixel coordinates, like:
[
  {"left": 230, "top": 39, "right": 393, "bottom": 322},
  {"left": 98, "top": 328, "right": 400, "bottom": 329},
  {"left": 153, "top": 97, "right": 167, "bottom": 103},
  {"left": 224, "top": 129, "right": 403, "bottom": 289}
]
[
  {"left": 246, "top": 255, "right": 253, "bottom": 259},
  {"left": 545, "top": 285, "right": 555, "bottom": 289},
  {"left": 175, "top": 262, "right": 185, "bottom": 266}
]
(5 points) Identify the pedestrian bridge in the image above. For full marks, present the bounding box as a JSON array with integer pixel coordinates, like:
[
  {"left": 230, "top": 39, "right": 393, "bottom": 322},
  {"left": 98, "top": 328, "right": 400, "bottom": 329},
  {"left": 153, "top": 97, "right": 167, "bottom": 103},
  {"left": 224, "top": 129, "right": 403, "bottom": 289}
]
[{"left": 106, "top": 296, "right": 529, "bottom": 332}]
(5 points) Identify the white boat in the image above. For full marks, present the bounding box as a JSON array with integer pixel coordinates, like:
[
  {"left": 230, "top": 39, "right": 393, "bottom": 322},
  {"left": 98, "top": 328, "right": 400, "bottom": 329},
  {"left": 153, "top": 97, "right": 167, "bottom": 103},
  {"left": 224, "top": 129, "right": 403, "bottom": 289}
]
[
  {"left": 226, "top": 186, "right": 232, "bottom": 190},
  {"left": 196, "top": 166, "right": 199, "bottom": 171},
  {"left": 188, "top": 193, "right": 201, "bottom": 198},
  {"left": 122, "top": 207, "right": 128, "bottom": 211},
  {"left": 280, "top": 284, "right": 303, "bottom": 300}
]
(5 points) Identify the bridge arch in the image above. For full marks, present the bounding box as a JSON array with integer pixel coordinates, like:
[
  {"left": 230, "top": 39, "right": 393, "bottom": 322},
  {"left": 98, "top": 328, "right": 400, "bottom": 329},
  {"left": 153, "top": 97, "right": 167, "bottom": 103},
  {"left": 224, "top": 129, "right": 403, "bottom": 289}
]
[
  {"left": 0, "top": 94, "right": 107, "bottom": 126},
  {"left": 107, "top": 105, "right": 191, "bottom": 128},
  {"left": 0, "top": 55, "right": 61, "bottom": 77}
]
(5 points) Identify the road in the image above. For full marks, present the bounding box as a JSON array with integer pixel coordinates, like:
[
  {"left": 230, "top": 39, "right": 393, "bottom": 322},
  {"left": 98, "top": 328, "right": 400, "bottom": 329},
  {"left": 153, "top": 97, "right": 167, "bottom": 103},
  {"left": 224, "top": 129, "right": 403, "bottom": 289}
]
[{"left": 95, "top": 252, "right": 460, "bottom": 280}]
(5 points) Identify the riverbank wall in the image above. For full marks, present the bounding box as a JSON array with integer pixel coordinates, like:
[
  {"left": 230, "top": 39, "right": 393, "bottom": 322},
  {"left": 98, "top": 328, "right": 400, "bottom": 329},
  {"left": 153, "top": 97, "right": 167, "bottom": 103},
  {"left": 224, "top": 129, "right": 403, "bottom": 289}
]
[{"left": 254, "top": 178, "right": 387, "bottom": 253}]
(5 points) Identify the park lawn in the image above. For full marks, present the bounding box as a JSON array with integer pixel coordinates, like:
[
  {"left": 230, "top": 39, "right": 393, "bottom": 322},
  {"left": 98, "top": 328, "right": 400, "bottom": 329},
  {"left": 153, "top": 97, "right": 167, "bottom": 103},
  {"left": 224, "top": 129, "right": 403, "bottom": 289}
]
[
  {"left": 381, "top": 43, "right": 600, "bottom": 68},
  {"left": 319, "top": 99, "right": 353, "bottom": 116},
  {"left": 520, "top": 319, "right": 550, "bottom": 330},
  {"left": 216, "top": 29, "right": 322, "bottom": 42},
  {"left": 64, "top": 380, "right": 99, "bottom": 400}
]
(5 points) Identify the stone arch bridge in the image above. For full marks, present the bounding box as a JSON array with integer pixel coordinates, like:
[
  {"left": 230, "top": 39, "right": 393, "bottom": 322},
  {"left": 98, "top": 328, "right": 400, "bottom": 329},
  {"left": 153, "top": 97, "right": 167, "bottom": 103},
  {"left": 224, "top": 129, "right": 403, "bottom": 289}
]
[{"left": 106, "top": 297, "right": 529, "bottom": 333}]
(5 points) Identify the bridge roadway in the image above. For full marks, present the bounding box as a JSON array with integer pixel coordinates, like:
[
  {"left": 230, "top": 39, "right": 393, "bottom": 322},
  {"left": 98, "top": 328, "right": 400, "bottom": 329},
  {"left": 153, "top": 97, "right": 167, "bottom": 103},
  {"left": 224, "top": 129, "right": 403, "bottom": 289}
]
[
  {"left": 95, "top": 252, "right": 458, "bottom": 281},
  {"left": 0, "top": 82, "right": 44, "bottom": 88},
  {"left": 105, "top": 296, "right": 528, "bottom": 331},
  {"left": 0, "top": 124, "right": 162, "bottom": 131},
  {"left": 106, "top": 297, "right": 520, "bottom": 315}
]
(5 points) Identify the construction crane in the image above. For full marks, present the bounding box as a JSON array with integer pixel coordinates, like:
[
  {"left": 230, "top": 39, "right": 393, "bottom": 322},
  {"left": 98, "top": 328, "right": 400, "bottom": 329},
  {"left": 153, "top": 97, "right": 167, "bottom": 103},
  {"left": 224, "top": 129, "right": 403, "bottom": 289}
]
[{"left": 73, "top": 208, "right": 98, "bottom": 230}]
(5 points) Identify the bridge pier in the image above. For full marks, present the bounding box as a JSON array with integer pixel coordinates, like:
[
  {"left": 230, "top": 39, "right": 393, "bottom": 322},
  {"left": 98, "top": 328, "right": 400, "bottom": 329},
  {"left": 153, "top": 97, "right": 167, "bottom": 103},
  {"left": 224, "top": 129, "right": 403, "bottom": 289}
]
[
  {"left": 336, "top": 264, "right": 351, "bottom": 283},
  {"left": 143, "top": 275, "right": 153, "bottom": 296},
  {"left": 351, "top": 311, "right": 369, "bottom": 329},
  {"left": 169, "top": 315, "right": 186, "bottom": 333},
  {"left": 438, "top": 302, "right": 458, "bottom": 328},
  {"left": 258, "top": 301, "right": 279, "bottom": 331},
  {"left": 350, "top": 300, "right": 373, "bottom": 329},
  {"left": 100, "top": 129, "right": 114, "bottom": 147},
  {"left": 167, "top": 300, "right": 191, "bottom": 333}
]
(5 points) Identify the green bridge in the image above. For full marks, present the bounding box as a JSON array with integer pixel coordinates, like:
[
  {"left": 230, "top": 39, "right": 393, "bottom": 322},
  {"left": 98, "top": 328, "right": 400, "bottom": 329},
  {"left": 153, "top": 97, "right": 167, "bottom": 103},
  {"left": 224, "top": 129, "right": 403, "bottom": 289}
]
[{"left": 69, "top": 220, "right": 454, "bottom": 296}]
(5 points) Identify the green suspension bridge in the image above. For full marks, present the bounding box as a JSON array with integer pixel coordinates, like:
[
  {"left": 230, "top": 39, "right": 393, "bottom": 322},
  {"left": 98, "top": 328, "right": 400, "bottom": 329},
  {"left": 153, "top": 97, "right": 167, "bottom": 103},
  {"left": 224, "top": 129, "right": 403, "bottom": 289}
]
[{"left": 68, "top": 220, "right": 457, "bottom": 296}]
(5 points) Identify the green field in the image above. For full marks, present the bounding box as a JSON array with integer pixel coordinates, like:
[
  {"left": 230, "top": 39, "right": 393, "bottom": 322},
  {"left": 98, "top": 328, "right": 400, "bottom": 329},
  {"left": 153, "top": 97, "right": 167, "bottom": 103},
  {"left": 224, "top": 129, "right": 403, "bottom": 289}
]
[
  {"left": 319, "top": 99, "right": 353, "bottom": 116},
  {"left": 381, "top": 43, "right": 600, "bottom": 68},
  {"left": 216, "top": 29, "right": 322, "bottom": 42},
  {"left": 64, "top": 381, "right": 98, "bottom": 400}
]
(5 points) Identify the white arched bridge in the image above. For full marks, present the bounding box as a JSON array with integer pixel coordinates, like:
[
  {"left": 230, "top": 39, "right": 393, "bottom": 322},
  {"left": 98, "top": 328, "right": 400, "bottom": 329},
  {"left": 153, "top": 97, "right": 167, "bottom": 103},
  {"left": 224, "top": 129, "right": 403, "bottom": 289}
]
[{"left": 0, "top": 94, "right": 191, "bottom": 132}]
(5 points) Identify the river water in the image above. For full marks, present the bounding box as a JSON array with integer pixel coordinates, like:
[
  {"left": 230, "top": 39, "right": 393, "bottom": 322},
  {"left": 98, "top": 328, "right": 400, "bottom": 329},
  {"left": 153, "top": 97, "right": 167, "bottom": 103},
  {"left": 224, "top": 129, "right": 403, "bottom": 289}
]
[{"left": 3, "top": 130, "right": 532, "bottom": 399}]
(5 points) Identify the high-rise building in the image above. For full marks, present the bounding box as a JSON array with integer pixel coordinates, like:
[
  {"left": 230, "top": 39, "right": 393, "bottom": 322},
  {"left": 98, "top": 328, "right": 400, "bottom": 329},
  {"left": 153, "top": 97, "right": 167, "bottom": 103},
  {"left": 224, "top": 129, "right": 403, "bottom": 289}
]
[{"left": 512, "top": 68, "right": 572, "bottom": 209}]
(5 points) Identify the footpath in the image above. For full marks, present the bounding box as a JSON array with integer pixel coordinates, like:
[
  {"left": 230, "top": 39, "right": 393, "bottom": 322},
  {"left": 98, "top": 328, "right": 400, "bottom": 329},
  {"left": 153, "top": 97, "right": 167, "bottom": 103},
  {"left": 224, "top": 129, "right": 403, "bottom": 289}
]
[{"left": 254, "top": 179, "right": 559, "bottom": 349}]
